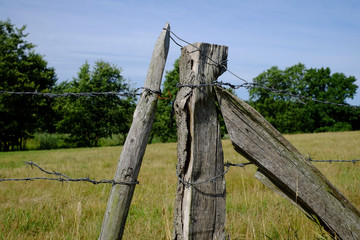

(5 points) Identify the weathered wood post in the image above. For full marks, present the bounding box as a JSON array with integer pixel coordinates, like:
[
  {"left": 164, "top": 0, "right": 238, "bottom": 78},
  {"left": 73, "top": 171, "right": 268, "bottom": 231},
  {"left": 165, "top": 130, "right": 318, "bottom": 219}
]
[
  {"left": 215, "top": 87, "right": 360, "bottom": 240},
  {"left": 99, "top": 23, "right": 170, "bottom": 240},
  {"left": 173, "top": 43, "right": 228, "bottom": 240}
]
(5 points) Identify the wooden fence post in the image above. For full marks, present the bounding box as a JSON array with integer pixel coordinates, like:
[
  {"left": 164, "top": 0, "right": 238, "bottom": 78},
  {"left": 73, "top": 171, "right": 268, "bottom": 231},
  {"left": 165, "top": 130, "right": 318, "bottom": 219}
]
[
  {"left": 173, "top": 43, "right": 228, "bottom": 240},
  {"left": 98, "top": 23, "right": 170, "bottom": 240},
  {"left": 215, "top": 86, "right": 360, "bottom": 240}
]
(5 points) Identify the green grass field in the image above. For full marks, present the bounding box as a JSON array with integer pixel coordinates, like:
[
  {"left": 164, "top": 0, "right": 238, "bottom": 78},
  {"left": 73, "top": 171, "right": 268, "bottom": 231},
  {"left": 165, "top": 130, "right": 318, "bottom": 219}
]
[{"left": 1, "top": 131, "right": 359, "bottom": 239}]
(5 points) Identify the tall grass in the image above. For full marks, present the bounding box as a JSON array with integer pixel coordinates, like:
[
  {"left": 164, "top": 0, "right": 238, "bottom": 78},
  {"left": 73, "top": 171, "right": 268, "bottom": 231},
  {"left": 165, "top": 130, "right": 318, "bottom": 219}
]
[{"left": 0, "top": 131, "right": 359, "bottom": 239}]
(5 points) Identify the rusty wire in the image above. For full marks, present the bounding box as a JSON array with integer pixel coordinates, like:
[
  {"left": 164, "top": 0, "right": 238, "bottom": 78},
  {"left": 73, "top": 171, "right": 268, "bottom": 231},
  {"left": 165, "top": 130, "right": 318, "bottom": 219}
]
[{"left": 0, "top": 161, "right": 138, "bottom": 185}]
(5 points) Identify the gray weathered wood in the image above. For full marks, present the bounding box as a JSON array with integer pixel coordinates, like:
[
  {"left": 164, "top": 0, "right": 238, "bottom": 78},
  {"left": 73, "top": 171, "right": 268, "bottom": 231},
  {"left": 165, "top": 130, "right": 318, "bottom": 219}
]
[
  {"left": 99, "top": 23, "right": 170, "bottom": 240},
  {"left": 215, "top": 86, "right": 360, "bottom": 240},
  {"left": 173, "top": 43, "right": 228, "bottom": 240}
]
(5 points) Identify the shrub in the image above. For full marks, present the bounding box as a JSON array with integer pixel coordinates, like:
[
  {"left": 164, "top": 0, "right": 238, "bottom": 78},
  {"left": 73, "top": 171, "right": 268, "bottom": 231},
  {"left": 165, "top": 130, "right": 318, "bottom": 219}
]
[
  {"left": 315, "top": 122, "right": 352, "bottom": 133},
  {"left": 33, "top": 133, "right": 69, "bottom": 150}
]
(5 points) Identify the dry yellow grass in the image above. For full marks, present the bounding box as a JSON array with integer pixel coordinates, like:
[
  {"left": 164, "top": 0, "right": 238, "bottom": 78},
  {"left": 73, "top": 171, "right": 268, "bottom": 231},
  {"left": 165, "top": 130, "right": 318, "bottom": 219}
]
[{"left": 0, "top": 131, "right": 359, "bottom": 239}]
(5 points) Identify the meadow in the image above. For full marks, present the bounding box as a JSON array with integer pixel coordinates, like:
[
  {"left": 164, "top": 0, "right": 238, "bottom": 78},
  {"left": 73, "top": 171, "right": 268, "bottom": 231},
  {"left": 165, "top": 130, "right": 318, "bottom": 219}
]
[{"left": 0, "top": 131, "right": 359, "bottom": 239}]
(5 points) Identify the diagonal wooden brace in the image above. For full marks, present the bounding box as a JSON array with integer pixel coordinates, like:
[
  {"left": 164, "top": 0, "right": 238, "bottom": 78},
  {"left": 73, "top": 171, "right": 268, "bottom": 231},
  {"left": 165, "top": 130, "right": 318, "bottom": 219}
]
[{"left": 215, "top": 86, "right": 360, "bottom": 240}]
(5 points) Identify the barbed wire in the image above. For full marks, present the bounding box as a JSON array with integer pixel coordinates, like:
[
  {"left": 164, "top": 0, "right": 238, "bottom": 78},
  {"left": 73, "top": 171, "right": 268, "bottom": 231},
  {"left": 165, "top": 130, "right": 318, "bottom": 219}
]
[
  {"left": 176, "top": 155, "right": 360, "bottom": 188},
  {"left": 0, "top": 161, "right": 139, "bottom": 185},
  {"left": 1, "top": 28, "right": 359, "bottom": 109},
  {"left": 1, "top": 156, "right": 358, "bottom": 188},
  {"left": 177, "top": 162, "right": 253, "bottom": 188},
  {"left": 176, "top": 154, "right": 360, "bottom": 188},
  {"left": 307, "top": 156, "right": 360, "bottom": 164},
  {"left": 2, "top": 80, "right": 358, "bottom": 109},
  {"left": 177, "top": 81, "right": 359, "bottom": 108},
  {"left": 164, "top": 28, "right": 360, "bottom": 109},
  {"left": 0, "top": 87, "right": 162, "bottom": 98},
  {"left": 1, "top": 160, "right": 254, "bottom": 188}
]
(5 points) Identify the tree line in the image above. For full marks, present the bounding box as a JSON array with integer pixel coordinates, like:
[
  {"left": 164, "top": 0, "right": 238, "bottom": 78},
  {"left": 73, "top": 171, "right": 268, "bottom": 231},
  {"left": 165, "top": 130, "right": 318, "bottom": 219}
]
[
  {"left": 0, "top": 19, "right": 135, "bottom": 151},
  {"left": 150, "top": 60, "right": 360, "bottom": 142},
  {"left": 249, "top": 64, "right": 360, "bottom": 133},
  {"left": 1, "top": 19, "right": 359, "bottom": 151}
]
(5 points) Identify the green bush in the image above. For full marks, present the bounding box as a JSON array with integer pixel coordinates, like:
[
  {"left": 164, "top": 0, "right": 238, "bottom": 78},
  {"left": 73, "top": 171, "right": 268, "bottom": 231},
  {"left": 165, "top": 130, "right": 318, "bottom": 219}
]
[
  {"left": 39, "top": 133, "right": 59, "bottom": 149},
  {"left": 98, "top": 134, "right": 126, "bottom": 147},
  {"left": 32, "top": 133, "right": 69, "bottom": 150},
  {"left": 315, "top": 122, "right": 352, "bottom": 133}
]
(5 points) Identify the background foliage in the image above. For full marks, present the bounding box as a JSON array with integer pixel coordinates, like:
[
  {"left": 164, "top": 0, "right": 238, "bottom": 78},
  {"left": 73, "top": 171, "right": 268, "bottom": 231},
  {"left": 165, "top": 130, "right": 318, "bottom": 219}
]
[
  {"left": 53, "top": 61, "right": 135, "bottom": 147},
  {"left": 1, "top": 19, "right": 359, "bottom": 151},
  {"left": 150, "top": 59, "right": 179, "bottom": 143},
  {"left": 0, "top": 19, "right": 57, "bottom": 151},
  {"left": 249, "top": 63, "right": 359, "bottom": 133}
]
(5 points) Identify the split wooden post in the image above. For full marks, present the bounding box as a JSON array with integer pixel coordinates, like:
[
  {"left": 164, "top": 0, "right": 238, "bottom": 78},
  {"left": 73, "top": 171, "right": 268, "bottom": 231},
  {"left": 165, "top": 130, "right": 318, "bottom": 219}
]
[
  {"left": 99, "top": 23, "right": 170, "bottom": 240},
  {"left": 173, "top": 43, "right": 228, "bottom": 240},
  {"left": 215, "top": 87, "right": 360, "bottom": 240}
]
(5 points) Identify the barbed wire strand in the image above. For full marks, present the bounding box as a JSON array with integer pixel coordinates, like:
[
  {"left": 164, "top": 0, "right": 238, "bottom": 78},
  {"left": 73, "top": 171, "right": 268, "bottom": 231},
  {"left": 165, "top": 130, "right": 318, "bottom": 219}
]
[
  {"left": 176, "top": 155, "right": 359, "bottom": 188},
  {"left": 0, "top": 161, "right": 139, "bottom": 185},
  {"left": 177, "top": 81, "right": 359, "bottom": 108},
  {"left": 177, "top": 162, "right": 253, "bottom": 188},
  {"left": 307, "top": 156, "right": 360, "bottom": 164},
  {"left": 0, "top": 161, "right": 254, "bottom": 187},
  {"left": 0, "top": 87, "right": 162, "bottom": 98}
]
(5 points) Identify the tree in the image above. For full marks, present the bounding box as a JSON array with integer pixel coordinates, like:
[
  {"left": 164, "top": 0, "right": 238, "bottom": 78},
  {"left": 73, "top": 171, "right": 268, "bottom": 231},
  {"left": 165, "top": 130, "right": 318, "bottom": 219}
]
[
  {"left": 0, "top": 19, "right": 57, "bottom": 151},
  {"left": 249, "top": 63, "right": 359, "bottom": 133},
  {"left": 54, "top": 60, "right": 135, "bottom": 147},
  {"left": 150, "top": 59, "right": 179, "bottom": 143}
]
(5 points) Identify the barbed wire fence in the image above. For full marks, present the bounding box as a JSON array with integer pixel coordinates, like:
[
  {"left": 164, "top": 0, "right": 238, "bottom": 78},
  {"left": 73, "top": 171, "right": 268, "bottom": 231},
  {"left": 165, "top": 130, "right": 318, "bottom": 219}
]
[
  {"left": 1, "top": 156, "right": 358, "bottom": 186},
  {"left": 0, "top": 27, "right": 359, "bottom": 187},
  {"left": 166, "top": 27, "right": 360, "bottom": 184}
]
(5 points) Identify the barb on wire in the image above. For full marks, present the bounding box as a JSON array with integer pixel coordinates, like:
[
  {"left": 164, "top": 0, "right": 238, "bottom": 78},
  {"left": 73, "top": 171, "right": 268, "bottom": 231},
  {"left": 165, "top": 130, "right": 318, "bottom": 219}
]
[
  {"left": 177, "top": 161, "right": 253, "bottom": 188},
  {"left": 0, "top": 161, "right": 139, "bottom": 185},
  {"left": 225, "top": 162, "right": 254, "bottom": 168},
  {"left": 307, "top": 156, "right": 360, "bottom": 164}
]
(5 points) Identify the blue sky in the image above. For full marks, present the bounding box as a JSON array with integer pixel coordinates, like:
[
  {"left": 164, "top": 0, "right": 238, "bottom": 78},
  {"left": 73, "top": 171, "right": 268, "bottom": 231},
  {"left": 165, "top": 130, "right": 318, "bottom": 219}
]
[{"left": 1, "top": 0, "right": 360, "bottom": 104}]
